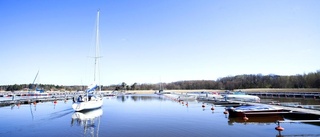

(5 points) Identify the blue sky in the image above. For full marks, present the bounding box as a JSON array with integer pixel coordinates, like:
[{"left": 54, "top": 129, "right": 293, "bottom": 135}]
[{"left": 1, "top": 0, "right": 319, "bottom": 86}]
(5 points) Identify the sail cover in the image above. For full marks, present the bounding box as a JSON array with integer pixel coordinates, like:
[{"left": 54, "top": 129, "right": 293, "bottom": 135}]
[{"left": 86, "top": 83, "right": 98, "bottom": 93}]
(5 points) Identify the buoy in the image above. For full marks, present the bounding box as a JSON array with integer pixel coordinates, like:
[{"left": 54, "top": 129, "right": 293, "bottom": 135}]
[
  {"left": 186, "top": 102, "right": 188, "bottom": 107},
  {"left": 33, "top": 101, "right": 37, "bottom": 105},
  {"left": 211, "top": 105, "right": 214, "bottom": 110},
  {"left": 275, "top": 126, "right": 284, "bottom": 131},
  {"left": 202, "top": 104, "right": 205, "bottom": 108},
  {"left": 223, "top": 110, "right": 228, "bottom": 114},
  {"left": 54, "top": 100, "right": 57, "bottom": 104},
  {"left": 243, "top": 116, "right": 249, "bottom": 121}
]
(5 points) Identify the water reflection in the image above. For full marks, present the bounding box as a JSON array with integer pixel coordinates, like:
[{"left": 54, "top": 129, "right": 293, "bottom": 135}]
[
  {"left": 71, "top": 109, "right": 103, "bottom": 137},
  {"left": 116, "top": 95, "right": 166, "bottom": 102},
  {"left": 276, "top": 132, "right": 320, "bottom": 137}
]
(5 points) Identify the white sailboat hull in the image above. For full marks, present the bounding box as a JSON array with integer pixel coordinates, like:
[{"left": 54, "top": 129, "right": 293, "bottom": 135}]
[{"left": 72, "top": 99, "right": 103, "bottom": 112}]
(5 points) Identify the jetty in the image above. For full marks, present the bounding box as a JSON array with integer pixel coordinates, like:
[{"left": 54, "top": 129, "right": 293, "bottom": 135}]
[
  {"left": 248, "top": 92, "right": 320, "bottom": 99},
  {"left": 0, "top": 90, "right": 118, "bottom": 107}
]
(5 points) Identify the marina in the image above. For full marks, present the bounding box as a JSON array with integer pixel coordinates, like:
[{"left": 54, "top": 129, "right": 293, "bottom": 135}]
[
  {"left": 1, "top": 92, "right": 320, "bottom": 137},
  {"left": 1, "top": 0, "right": 320, "bottom": 136}
]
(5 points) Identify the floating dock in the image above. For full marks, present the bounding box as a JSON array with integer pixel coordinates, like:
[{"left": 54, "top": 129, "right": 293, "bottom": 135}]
[{"left": 248, "top": 92, "right": 320, "bottom": 99}]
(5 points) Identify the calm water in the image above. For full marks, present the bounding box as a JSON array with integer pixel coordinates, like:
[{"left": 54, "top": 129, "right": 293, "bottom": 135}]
[{"left": 1, "top": 95, "right": 320, "bottom": 137}]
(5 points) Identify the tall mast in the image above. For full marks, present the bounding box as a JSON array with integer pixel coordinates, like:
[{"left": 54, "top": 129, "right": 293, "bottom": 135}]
[
  {"left": 94, "top": 10, "right": 100, "bottom": 83},
  {"left": 32, "top": 70, "right": 40, "bottom": 89}
]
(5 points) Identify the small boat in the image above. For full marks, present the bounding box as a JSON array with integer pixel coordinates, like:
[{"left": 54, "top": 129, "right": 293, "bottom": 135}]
[
  {"left": 227, "top": 105, "right": 291, "bottom": 117},
  {"left": 72, "top": 10, "right": 103, "bottom": 112},
  {"left": 188, "top": 91, "right": 224, "bottom": 101},
  {"left": 224, "top": 90, "right": 260, "bottom": 102},
  {"left": 154, "top": 82, "right": 170, "bottom": 95}
]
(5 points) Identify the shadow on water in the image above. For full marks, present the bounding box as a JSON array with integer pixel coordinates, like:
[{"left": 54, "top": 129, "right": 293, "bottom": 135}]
[
  {"left": 276, "top": 132, "right": 320, "bottom": 137},
  {"left": 47, "top": 108, "right": 75, "bottom": 120}
]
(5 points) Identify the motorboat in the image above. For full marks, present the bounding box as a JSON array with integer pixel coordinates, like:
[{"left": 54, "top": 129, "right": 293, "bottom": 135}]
[
  {"left": 227, "top": 105, "right": 291, "bottom": 117},
  {"left": 228, "top": 115, "right": 284, "bottom": 125},
  {"left": 224, "top": 91, "right": 260, "bottom": 102},
  {"left": 188, "top": 91, "right": 224, "bottom": 101},
  {"left": 164, "top": 93, "right": 197, "bottom": 101}
]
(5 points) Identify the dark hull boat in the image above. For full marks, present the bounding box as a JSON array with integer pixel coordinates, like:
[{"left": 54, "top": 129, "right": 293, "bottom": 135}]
[
  {"left": 227, "top": 105, "right": 291, "bottom": 117},
  {"left": 228, "top": 115, "right": 284, "bottom": 125}
]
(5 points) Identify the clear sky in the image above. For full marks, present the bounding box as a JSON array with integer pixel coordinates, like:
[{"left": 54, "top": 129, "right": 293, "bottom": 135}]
[{"left": 1, "top": 0, "right": 319, "bottom": 86}]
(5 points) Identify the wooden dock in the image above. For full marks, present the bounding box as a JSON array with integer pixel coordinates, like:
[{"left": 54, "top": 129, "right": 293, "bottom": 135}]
[
  {"left": 0, "top": 96, "right": 72, "bottom": 107},
  {"left": 248, "top": 92, "right": 320, "bottom": 99}
]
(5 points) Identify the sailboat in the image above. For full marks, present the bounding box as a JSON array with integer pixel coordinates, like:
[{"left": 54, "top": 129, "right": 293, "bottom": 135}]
[
  {"left": 72, "top": 10, "right": 103, "bottom": 112},
  {"left": 154, "top": 82, "right": 164, "bottom": 95},
  {"left": 23, "top": 70, "right": 50, "bottom": 98},
  {"left": 154, "top": 82, "right": 170, "bottom": 95}
]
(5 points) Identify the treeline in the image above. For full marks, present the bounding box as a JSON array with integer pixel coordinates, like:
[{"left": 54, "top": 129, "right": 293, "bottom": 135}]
[
  {"left": 1, "top": 70, "right": 320, "bottom": 91},
  {"left": 0, "top": 84, "right": 77, "bottom": 92},
  {"left": 109, "top": 70, "right": 320, "bottom": 90}
]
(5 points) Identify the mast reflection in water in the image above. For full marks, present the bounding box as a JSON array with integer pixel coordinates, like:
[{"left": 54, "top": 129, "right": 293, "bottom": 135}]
[{"left": 71, "top": 109, "right": 102, "bottom": 137}]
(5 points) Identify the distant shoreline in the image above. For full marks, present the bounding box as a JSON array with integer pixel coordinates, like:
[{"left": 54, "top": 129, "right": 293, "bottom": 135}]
[
  {"left": 0, "top": 88, "right": 319, "bottom": 94},
  {"left": 124, "top": 88, "right": 320, "bottom": 94}
]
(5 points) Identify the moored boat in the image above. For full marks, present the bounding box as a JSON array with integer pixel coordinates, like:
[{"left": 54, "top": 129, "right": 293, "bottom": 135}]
[
  {"left": 188, "top": 91, "right": 224, "bottom": 101},
  {"left": 224, "top": 90, "right": 260, "bottom": 102},
  {"left": 227, "top": 105, "right": 291, "bottom": 117},
  {"left": 22, "top": 70, "right": 52, "bottom": 98},
  {"left": 72, "top": 10, "right": 103, "bottom": 112},
  {"left": 228, "top": 115, "right": 284, "bottom": 125},
  {"left": 164, "top": 93, "right": 197, "bottom": 101}
]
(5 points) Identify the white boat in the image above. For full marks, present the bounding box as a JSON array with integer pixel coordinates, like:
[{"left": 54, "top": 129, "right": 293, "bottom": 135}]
[
  {"left": 72, "top": 10, "right": 103, "bottom": 112},
  {"left": 188, "top": 92, "right": 224, "bottom": 101},
  {"left": 164, "top": 93, "right": 197, "bottom": 101},
  {"left": 224, "top": 91, "right": 260, "bottom": 102},
  {"left": 154, "top": 82, "right": 170, "bottom": 95}
]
